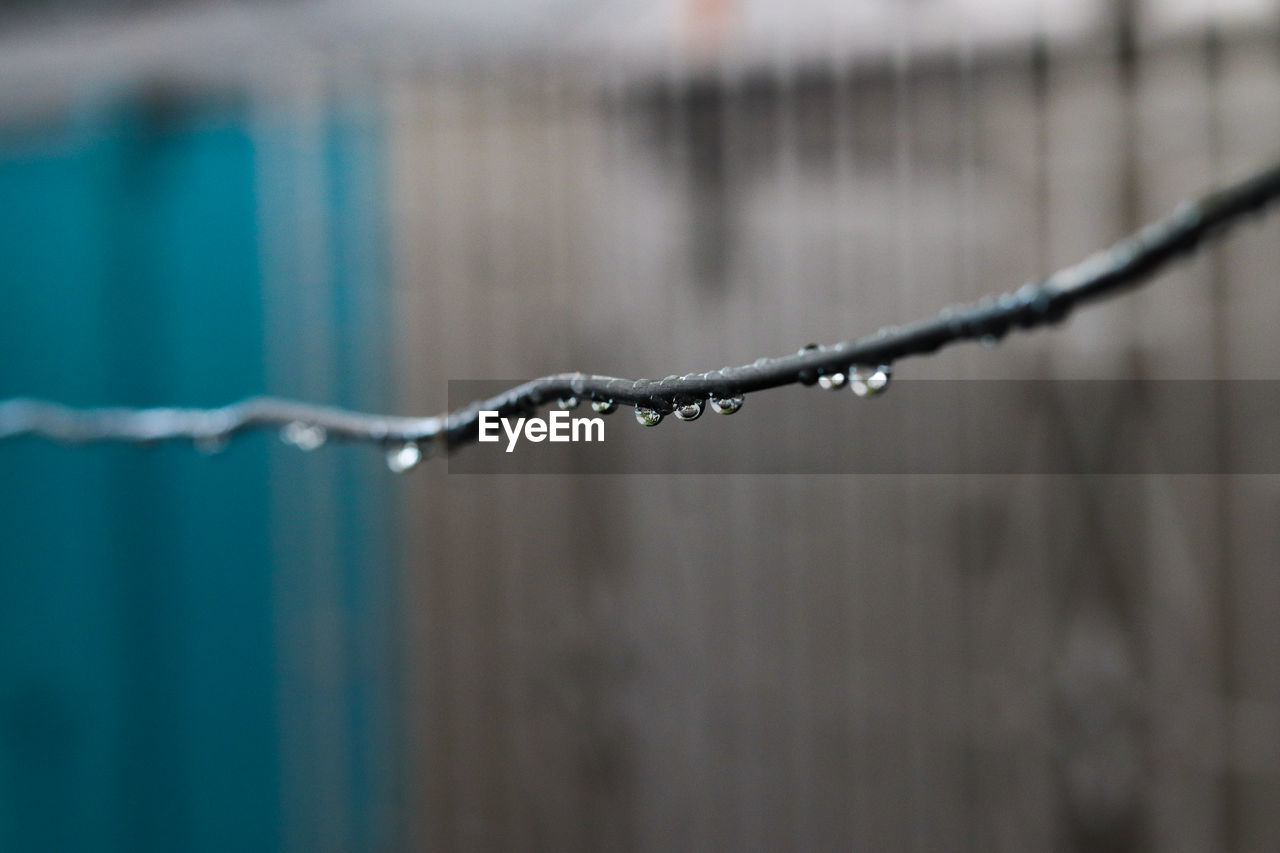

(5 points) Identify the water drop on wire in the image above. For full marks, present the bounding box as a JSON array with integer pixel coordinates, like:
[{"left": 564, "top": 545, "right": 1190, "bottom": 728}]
[
  {"left": 281, "top": 421, "right": 326, "bottom": 451},
  {"left": 635, "top": 407, "right": 663, "bottom": 426},
  {"left": 386, "top": 442, "right": 422, "bottom": 473},
  {"left": 818, "top": 372, "right": 846, "bottom": 391},
  {"left": 849, "top": 365, "right": 892, "bottom": 398},
  {"left": 710, "top": 395, "right": 743, "bottom": 415},
  {"left": 557, "top": 396, "right": 579, "bottom": 410},
  {"left": 674, "top": 401, "right": 703, "bottom": 421},
  {"left": 591, "top": 399, "right": 617, "bottom": 415}
]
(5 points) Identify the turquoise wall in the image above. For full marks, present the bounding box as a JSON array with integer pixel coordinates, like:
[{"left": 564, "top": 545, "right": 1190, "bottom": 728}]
[{"left": 0, "top": 95, "right": 396, "bottom": 852}]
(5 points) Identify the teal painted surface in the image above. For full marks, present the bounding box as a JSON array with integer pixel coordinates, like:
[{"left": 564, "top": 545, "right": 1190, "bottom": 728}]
[
  {"left": 325, "top": 106, "right": 399, "bottom": 853},
  {"left": 0, "top": 97, "right": 396, "bottom": 852}
]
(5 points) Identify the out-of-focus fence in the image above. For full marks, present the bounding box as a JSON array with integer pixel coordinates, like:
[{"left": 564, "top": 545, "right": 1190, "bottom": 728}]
[
  {"left": 4, "top": 1, "right": 1280, "bottom": 851},
  {"left": 391, "top": 3, "right": 1280, "bottom": 851}
]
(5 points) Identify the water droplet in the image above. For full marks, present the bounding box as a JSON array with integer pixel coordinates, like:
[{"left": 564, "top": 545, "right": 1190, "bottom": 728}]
[
  {"left": 557, "top": 396, "right": 579, "bottom": 410},
  {"left": 194, "top": 434, "right": 229, "bottom": 455},
  {"left": 281, "top": 421, "right": 326, "bottom": 451},
  {"left": 710, "top": 395, "right": 743, "bottom": 415},
  {"left": 849, "top": 365, "right": 892, "bottom": 398},
  {"left": 590, "top": 399, "right": 617, "bottom": 415},
  {"left": 817, "top": 372, "right": 846, "bottom": 390},
  {"left": 386, "top": 442, "right": 422, "bottom": 473},
  {"left": 753, "top": 357, "right": 770, "bottom": 368},
  {"left": 673, "top": 400, "right": 703, "bottom": 421},
  {"left": 635, "top": 406, "right": 663, "bottom": 427}
]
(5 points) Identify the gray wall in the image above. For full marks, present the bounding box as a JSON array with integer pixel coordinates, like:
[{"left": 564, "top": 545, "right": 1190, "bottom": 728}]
[{"left": 390, "top": 25, "right": 1280, "bottom": 852}]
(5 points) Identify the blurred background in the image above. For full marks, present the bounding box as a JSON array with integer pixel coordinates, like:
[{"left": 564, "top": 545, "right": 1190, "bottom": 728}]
[{"left": 4, "top": 0, "right": 1280, "bottom": 850}]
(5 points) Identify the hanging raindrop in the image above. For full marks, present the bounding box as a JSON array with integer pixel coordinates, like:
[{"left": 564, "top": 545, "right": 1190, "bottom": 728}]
[
  {"left": 710, "top": 395, "right": 743, "bottom": 415},
  {"left": 849, "top": 365, "right": 893, "bottom": 398},
  {"left": 591, "top": 399, "right": 617, "bottom": 415},
  {"left": 386, "top": 441, "right": 422, "bottom": 473},
  {"left": 673, "top": 400, "right": 703, "bottom": 421},
  {"left": 635, "top": 406, "right": 663, "bottom": 426},
  {"left": 281, "top": 421, "right": 326, "bottom": 451},
  {"left": 557, "top": 396, "right": 579, "bottom": 410},
  {"left": 817, "top": 371, "right": 847, "bottom": 391}
]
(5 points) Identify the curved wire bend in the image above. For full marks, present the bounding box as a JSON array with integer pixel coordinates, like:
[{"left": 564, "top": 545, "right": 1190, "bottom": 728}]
[{"left": 4, "top": 158, "right": 1280, "bottom": 455}]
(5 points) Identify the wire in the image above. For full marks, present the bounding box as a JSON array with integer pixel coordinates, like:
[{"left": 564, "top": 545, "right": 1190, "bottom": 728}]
[{"left": 4, "top": 157, "right": 1280, "bottom": 459}]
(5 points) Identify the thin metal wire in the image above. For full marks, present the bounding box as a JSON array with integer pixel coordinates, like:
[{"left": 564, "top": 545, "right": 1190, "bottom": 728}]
[{"left": 4, "top": 156, "right": 1280, "bottom": 456}]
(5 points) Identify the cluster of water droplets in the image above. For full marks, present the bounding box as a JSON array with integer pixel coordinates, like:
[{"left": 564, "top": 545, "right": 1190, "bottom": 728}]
[
  {"left": 281, "top": 420, "right": 327, "bottom": 451},
  {"left": 270, "top": 343, "right": 893, "bottom": 459},
  {"left": 631, "top": 391, "right": 743, "bottom": 426},
  {"left": 622, "top": 345, "right": 897, "bottom": 430},
  {"left": 800, "top": 341, "right": 894, "bottom": 398},
  {"left": 847, "top": 364, "right": 892, "bottom": 398},
  {"left": 279, "top": 418, "right": 433, "bottom": 474},
  {"left": 817, "top": 371, "right": 846, "bottom": 391}
]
